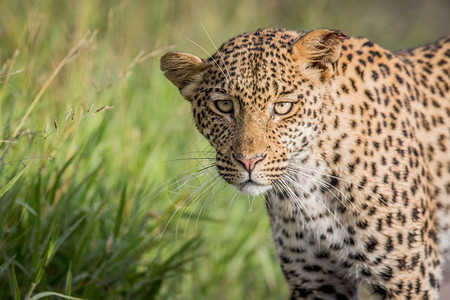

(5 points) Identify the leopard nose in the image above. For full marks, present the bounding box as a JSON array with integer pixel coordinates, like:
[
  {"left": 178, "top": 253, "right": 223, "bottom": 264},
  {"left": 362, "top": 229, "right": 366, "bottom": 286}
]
[{"left": 233, "top": 153, "right": 265, "bottom": 172}]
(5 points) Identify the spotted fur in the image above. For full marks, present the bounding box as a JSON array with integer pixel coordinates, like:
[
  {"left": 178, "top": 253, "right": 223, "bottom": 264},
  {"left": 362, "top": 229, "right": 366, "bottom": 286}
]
[{"left": 160, "top": 28, "right": 450, "bottom": 299}]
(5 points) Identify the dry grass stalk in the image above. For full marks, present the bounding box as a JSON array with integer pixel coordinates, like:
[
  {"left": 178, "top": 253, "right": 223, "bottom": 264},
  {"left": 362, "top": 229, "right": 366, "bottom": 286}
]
[{"left": 12, "top": 30, "right": 98, "bottom": 139}]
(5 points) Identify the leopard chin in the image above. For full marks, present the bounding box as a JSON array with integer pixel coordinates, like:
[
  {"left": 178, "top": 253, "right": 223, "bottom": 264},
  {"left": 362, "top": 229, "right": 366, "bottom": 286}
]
[{"left": 235, "top": 180, "right": 272, "bottom": 196}]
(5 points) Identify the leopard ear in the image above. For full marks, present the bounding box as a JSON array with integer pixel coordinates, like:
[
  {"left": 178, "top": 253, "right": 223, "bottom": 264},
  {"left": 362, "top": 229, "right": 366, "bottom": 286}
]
[
  {"left": 292, "top": 29, "right": 345, "bottom": 82},
  {"left": 160, "top": 52, "right": 205, "bottom": 101}
]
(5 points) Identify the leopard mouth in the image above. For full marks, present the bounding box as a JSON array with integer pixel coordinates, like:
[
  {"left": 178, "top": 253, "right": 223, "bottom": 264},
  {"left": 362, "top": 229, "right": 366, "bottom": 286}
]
[{"left": 236, "top": 180, "right": 272, "bottom": 196}]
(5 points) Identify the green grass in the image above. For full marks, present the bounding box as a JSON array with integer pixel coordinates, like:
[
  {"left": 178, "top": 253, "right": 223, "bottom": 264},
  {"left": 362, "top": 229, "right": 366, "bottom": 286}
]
[{"left": 0, "top": 0, "right": 448, "bottom": 299}]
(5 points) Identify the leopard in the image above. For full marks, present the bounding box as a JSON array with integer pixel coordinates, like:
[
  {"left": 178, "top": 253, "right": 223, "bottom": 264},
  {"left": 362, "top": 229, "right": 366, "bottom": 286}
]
[{"left": 160, "top": 28, "right": 450, "bottom": 299}]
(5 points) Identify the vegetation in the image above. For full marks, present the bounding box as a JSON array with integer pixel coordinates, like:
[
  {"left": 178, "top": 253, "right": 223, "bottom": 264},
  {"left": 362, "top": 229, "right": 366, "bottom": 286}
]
[{"left": 0, "top": 0, "right": 447, "bottom": 299}]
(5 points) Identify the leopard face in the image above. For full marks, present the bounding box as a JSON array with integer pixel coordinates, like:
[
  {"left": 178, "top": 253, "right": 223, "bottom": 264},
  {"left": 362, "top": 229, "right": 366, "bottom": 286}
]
[{"left": 161, "top": 29, "right": 341, "bottom": 195}]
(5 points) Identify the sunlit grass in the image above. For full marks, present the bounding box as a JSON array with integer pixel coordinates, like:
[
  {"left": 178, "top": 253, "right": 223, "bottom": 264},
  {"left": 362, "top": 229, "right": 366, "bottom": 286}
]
[
  {"left": 0, "top": 0, "right": 447, "bottom": 299},
  {"left": 0, "top": 1, "right": 285, "bottom": 298}
]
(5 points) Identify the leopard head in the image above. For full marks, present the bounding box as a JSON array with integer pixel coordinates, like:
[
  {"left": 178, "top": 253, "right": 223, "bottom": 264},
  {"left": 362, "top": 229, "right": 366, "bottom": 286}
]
[{"left": 161, "top": 28, "right": 343, "bottom": 195}]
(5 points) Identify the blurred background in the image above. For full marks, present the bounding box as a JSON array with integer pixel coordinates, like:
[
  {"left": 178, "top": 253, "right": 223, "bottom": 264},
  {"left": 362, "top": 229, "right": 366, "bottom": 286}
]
[{"left": 0, "top": 0, "right": 448, "bottom": 299}]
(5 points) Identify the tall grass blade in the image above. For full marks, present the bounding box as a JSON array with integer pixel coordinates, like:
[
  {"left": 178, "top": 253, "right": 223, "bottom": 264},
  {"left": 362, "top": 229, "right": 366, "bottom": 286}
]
[
  {"left": 0, "top": 164, "right": 28, "bottom": 198},
  {"left": 48, "top": 154, "right": 77, "bottom": 204},
  {"left": 26, "top": 224, "right": 58, "bottom": 299},
  {"left": 53, "top": 216, "right": 85, "bottom": 258},
  {"left": 31, "top": 176, "right": 42, "bottom": 267},
  {"left": 11, "top": 261, "right": 20, "bottom": 300},
  {"left": 65, "top": 261, "right": 72, "bottom": 296},
  {"left": 0, "top": 256, "right": 14, "bottom": 277},
  {"left": 114, "top": 184, "right": 127, "bottom": 239},
  {"left": 29, "top": 291, "right": 85, "bottom": 300}
]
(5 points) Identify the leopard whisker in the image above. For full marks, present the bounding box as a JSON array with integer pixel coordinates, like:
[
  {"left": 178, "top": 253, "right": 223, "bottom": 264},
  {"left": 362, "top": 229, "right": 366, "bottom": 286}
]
[
  {"left": 158, "top": 167, "right": 217, "bottom": 239},
  {"left": 166, "top": 164, "right": 217, "bottom": 200},
  {"left": 283, "top": 173, "right": 349, "bottom": 237},
  {"left": 194, "top": 176, "right": 226, "bottom": 232},
  {"left": 175, "top": 150, "right": 216, "bottom": 156},
  {"left": 185, "top": 37, "right": 233, "bottom": 91},
  {"left": 200, "top": 24, "right": 233, "bottom": 84},
  {"left": 170, "top": 172, "right": 220, "bottom": 239},
  {"left": 200, "top": 24, "right": 239, "bottom": 96},
  {"left": 262, "top": 193, "right": 273, "bottom": 211},
  {"left": 160, "top": 157, "right": 215, "bottom": 163},
  {"left": 155, "top": 152, "right": 215, "bottom": 164},
  {"left": 277, "top": 178, "right": 320, "bottom": 238},
  {"left": 273, "top": 179, "right": 307, "bottom": 229},
  {"left": 289, "top": 161, "right": 388, "bottom": 206},
  {"left": 287, "top": 167, "right": 349, "bottom": 211},
  {"left": 286, "top": 166, "right": 360, "bottom": 213},
  {"left": 228, "top": 190, "right": 241, "bottom": 208},
  {"left": 143, "top": 164, "right": 216, "bottom": 207}
]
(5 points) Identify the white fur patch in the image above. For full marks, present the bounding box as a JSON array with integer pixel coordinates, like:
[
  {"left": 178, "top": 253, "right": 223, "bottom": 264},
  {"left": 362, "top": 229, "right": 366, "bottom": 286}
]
[{"left": 235, "top": 181, "right": 272, "bottom": 196}]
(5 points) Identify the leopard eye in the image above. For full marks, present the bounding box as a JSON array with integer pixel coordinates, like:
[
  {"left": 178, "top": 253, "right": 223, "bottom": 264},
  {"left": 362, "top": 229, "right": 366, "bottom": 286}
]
[
  {"left": 274, "top": 102, "right": 293, "bottom": 115},
  {"left": 214, "top": 100, "right": 233, "bottom": 113}
]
